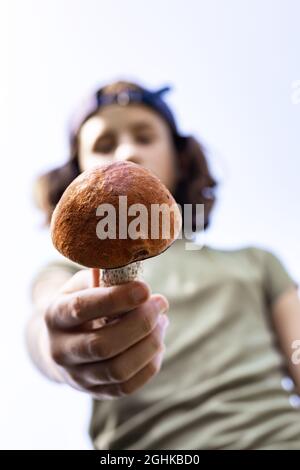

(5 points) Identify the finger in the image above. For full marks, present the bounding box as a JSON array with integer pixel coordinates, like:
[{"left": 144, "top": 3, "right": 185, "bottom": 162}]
[
  {"left": 46, "top": 280, "right": 151, "bottom": 330},
  {"left": 89, "top": 349, "right": 165, "bottom": 399},
  {"left": 50, "top": 295, "right": 168, "bottom": 365},
  {"left": 69, "top": 314, "right": 169, "bottom": 386}
]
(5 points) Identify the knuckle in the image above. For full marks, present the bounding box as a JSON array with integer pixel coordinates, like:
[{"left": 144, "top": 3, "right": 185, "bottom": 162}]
[
  {"left": 108, "top": 360, "right": 126, "bottom": 383},
  {"left": 87, "top": 334, "right": 111, "bottom": 360},
  {"left": 138, "top": 311, "right": 154, "bottom": 336},
  {"left": 67, "top": 368, "right": 86, "bottom": 388},
  {"left": 118, "top": 381, "right": 132, "bottom": 396},
  {"left": 50, "top": 344, "right": 65, "bottom": 366},
  {"left": 148, "top": 358, "right": 160, "bottom": 376},
  {"left": 105, "top": 287, "right": 117, "bottom": 313},
  {"left": 68, "top": 337, "right": 86, "bottom": 361},
  {"left": 69, "top": 294, "right": 83, "bottom": 321}
]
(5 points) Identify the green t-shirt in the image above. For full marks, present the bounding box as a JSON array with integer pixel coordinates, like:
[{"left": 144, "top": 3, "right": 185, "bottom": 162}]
[{"left": 35, "top": 240, "right": 300, "bottom": 449}]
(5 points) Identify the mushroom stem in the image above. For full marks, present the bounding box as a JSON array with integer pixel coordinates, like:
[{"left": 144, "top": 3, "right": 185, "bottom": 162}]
[
  {"left": 91, "top": 268, "right": 100, "bottom": 287},
  {"left": 101, "top": 261, "right": 143, "bottom": 287}
]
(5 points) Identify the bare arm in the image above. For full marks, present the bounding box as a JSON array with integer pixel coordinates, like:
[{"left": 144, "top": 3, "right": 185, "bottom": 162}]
[{"left": 272, "top": 286, "right": 300, "bottom": 393}]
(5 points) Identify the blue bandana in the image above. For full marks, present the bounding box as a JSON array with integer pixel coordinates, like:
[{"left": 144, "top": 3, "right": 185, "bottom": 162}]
[
  {"left": 95, "top": 85, "right": 179, "bottom": 135},
  {"left": 68, "top": 83, "right": 182, "bottom": 148}
]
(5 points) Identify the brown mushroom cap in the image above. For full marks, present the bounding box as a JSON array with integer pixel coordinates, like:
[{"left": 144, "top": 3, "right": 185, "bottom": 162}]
[{"left": 51, "top": 161, "right": 182, "bottom": 269}]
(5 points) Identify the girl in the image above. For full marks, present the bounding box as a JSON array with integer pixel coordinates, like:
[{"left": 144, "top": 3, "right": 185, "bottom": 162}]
[{"left": 27, "top": 80, "right": 300, "bottom": 450}]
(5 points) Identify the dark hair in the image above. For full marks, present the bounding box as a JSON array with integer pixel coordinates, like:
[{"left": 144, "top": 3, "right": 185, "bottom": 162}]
[{"left": 34, "top": 80, "right": 218, "bottom": 230}]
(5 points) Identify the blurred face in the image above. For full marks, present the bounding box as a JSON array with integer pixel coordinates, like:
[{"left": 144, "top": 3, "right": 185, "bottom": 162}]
[{"left": 78, "top": 104, "right": 178, "bottom": 192}]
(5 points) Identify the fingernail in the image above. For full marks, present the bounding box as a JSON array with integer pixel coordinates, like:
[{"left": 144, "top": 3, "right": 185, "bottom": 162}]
[
  {"left": 131, "top": 284, "right": 148, "bottom": 304},
  {"left": 154, "top": 297, "right": 168, "bottom": 314}
]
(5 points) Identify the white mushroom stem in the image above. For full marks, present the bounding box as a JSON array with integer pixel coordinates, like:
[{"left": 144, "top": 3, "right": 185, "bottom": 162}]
[
  {"left": 101, "top": 261, "right": 143, "bottom": 287},
  {"left": 90, "top": 262, "right": 144, "bottom": 327}
]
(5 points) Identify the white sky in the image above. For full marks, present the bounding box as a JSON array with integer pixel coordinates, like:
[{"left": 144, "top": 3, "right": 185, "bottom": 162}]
[{"left": 0, "top": 0, "right": 299, "bottom": 449}]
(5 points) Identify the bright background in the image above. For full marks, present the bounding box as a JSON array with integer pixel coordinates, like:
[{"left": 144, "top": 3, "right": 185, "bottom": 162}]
[{"left": 0, "top": 0, "right": 299, "bottom": 449}]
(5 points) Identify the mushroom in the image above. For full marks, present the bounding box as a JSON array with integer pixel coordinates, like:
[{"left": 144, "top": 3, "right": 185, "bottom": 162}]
[{"left": 51, "top": 161, "right": 182, "bottom": 288}]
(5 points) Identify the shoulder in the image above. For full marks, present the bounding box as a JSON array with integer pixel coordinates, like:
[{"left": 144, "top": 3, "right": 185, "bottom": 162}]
[
  {"left": 202, "top": 244, "right": 297, "bottom": 303},
  {"left": 201, "top": 244, "right": 283, "bottom": 279},
  {"left": 204, "top": 243, "right": 277, "bottom": 262},
  {"left": 35, "top": 257, "right": 83, "bottom": 278},
  {"left": 202, "top": 243, "right": 267, "bottom": 263}
]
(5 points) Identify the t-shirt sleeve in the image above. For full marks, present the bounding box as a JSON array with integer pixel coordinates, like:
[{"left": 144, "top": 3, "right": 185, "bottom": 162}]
[
  {"left": 30, "top": 259, "right": 82, "bottom": 302},
  {"left": 261, "top": 249, "right": 299, "bottom": 306},
  {"left": 32, "top": 259, "right": 81, "bottom": 283}
]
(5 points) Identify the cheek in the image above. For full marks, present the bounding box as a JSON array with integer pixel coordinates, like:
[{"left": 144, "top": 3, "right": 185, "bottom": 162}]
[
  {"left": 142, "top": 142, "right": 177, "bottom": 190},
  {"left": 78, "top": 148, "right": 90, "bottom": 172},
  {"left": 78, "top": 152, "right": 113, "bottom": 172}
]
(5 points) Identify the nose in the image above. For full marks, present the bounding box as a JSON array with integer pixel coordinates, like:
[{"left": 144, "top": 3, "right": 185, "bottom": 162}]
[{"left": 115, "top": 138, "right": 142, "bottom": 165}]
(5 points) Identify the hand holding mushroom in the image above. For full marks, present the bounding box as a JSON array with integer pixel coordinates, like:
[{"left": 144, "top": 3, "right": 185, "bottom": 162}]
[{"left": 43, "top": 162, "right": 181, "bottom": 399}]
